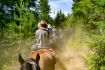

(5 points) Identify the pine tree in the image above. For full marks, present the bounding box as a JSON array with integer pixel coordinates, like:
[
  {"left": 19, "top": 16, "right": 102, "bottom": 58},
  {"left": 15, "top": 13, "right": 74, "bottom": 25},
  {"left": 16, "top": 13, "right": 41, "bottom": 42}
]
[
  {"left": 39, "top": 0, "right": 50, "bottom": 22},
  {"left": 4, "top": 0, "right": 39, "bottom": 39},
  {"left": 55, "top": 10, "right": 66, "bottom": 27}
]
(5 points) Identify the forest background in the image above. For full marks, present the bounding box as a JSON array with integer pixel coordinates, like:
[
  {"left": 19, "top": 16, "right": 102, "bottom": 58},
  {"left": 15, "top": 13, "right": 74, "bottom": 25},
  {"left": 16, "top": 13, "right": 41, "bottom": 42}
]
[{"left": 0, "top": 0, "right": 105, "bottom": 70}]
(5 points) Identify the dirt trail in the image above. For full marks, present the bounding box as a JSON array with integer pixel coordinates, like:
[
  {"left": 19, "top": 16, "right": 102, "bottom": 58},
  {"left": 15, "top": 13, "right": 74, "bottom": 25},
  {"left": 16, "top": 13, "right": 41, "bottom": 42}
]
[
  {"left": 55, "top": 46, "right": 89, "bottom": 70},
  {"left": 53, "top": 27, "right": 89, "bottom": 70},
  {"left": 53, "top": 41, "right": 89, "bottom": 70}
]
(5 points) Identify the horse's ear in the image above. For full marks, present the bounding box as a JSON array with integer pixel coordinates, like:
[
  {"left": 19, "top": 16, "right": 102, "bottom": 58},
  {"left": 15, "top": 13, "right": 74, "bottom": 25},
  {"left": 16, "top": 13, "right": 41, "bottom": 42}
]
[
  {"left": 35, "top": 53, "right": 40, "bottom": 64},
  {"left": 19, "top": 54, "right": 25, "bottom": 65}
]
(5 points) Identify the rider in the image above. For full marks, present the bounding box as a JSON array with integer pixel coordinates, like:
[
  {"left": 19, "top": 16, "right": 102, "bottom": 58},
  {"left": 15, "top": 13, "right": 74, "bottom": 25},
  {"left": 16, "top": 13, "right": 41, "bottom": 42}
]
[
  {"left": 47, "top": 24, "right": 53, "bottom": 38},
  {"left": 31, "top": 20, "right": 51, "bottom": 51},
  {"left": 52, "top": 26, "right": 58, "bottom": 41}
]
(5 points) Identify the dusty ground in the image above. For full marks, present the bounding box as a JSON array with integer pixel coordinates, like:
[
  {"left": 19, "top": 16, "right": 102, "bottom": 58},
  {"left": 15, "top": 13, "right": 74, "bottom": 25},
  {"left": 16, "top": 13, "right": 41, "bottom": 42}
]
[
  {"left": 54, "top": 45, "right": 89, "bottom": 70},
  {"left": 53, "top": 28, "right": 89, "bottom": 70}
]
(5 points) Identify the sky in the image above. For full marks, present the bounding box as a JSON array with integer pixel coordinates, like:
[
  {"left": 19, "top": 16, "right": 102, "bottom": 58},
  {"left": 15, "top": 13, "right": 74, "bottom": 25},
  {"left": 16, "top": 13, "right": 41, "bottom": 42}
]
[{"left": 49, "top": 0, "right": 73, "bottom": 18}]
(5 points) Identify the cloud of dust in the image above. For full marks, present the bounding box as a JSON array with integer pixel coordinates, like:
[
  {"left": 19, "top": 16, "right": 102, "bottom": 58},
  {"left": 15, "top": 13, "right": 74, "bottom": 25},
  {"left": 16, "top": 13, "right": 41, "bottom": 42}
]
[{"left": 54, "top": 25, "right": 88, "bottom": 70}]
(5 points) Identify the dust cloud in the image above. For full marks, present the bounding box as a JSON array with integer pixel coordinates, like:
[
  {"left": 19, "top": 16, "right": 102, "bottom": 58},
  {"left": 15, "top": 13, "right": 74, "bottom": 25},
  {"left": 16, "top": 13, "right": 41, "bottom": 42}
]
[{"left": 53, "top": 26, "right": 89, "bottom": 70}]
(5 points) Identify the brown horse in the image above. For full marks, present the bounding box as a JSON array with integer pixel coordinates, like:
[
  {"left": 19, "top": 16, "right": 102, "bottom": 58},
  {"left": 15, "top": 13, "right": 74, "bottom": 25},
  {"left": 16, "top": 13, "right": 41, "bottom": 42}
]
[
  {"left": 19, "top": 48, "right": 56, "bottom": 70},
  {"left": 31, "top": 48, "right": 56, "bottom": 70}
]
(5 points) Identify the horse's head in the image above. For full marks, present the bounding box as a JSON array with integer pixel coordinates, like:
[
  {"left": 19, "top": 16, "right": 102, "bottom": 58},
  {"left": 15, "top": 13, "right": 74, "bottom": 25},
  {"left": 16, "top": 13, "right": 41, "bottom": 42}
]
[{"left": 19, "top": 53, "right": 40, "bottom": 70}]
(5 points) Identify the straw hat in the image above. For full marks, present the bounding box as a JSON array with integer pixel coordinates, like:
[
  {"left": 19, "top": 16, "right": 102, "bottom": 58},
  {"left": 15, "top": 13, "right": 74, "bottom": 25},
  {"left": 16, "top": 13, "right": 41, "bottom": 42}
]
[{"left": 38, "top": 20, "right": 48, "bottom": 29}]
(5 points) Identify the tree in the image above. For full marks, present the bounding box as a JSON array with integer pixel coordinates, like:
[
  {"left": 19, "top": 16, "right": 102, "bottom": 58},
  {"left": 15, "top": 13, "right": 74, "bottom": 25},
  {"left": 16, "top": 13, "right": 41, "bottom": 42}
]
[
  {"left": 39, "top": 0, "right": 50, "bottom": 22},
  {"left": 12, "top": 0, "right": 38, "bottom": 37},
  {"left": 55, "top": 10, "right": 66, "bottom": 27},
  {"left": 0, "top": 0, "right": 39, "bottom": 39},
  {"left": 0, "top": 0, "right": 38, "bottom": 31},
  {"left": 0, "top": 0, "right": 15, "bottom": 31},
  {"left": 72, "top": 0, "right": 105, "bottom": 31}
]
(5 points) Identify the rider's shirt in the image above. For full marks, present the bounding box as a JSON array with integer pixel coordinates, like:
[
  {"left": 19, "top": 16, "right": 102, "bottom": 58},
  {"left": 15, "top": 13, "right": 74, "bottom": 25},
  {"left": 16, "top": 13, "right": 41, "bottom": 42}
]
[{"left": 35, "top": 29, "right": 50, "bottom": 48}]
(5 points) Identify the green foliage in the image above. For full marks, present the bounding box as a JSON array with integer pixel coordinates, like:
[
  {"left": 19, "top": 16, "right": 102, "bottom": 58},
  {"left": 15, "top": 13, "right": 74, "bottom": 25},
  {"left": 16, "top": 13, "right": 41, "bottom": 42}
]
[
  {"left": 2, "top": 64, "right": 8, "bottom": 70},
  {"left": 13, "top": 0, "right": 37, "bottom": 37},
  {"left": 55, "top": 10, "right": 66, "bottom": 28},
  {"left": 39, "top": 0, "right": 51, "bottom": 23},
  {"left": 1, "top": 0, "right": 38, "bottom": 40},
  {"left": 72, "top": 0, "right": 105, "bottom": 31},
  {"left": 0, "top": 0, "right": 39, "bottom": 40},
  {"left": 87, "top": 34, "right": 105, "bottom": 70},
  {"left": 39, "top": 0, "right": 50, "bottom": 14},
  {"left": 0, "top": 0, "right": 37, "bottom": 30},
  {"left": 68, "top": 0, "right": 105, "bottom": 70}
]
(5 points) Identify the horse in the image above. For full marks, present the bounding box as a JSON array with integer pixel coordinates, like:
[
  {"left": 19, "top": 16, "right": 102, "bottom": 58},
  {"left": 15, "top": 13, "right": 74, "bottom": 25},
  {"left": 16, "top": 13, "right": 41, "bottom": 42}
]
[
  {"left": 19, "top": 48, "right": 56, "bottom": 70},
  {"left": 19, "top": 53, "right": 40, "bottom": 70}
]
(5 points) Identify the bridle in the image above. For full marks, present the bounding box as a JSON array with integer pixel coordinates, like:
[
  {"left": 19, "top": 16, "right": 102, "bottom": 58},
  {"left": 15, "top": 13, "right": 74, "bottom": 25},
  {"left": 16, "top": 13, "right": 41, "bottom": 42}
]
[
  {"left": 26, "top": 59, "right": 40, "bottom": 70},
  {"left": 30, "top": 59, "right": 40, "bottom": 70},
  {"left": 29, "top": 60, "right": 40, "bottom": 70}
]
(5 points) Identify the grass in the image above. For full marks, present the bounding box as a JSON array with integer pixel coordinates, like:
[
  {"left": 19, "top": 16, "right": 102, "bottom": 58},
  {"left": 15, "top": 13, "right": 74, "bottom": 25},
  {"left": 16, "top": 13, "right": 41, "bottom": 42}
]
[{"left": 0, "top": 37, "right": 35, "bottom": 70}]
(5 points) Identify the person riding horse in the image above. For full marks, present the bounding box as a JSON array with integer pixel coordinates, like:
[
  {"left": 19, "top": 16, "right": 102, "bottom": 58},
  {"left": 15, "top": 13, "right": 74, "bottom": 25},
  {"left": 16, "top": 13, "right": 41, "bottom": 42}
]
[
  {"left": 19, "top": 20, "right": 56, "bottom": 70},
  {"left": 31, "top": 20, "right": 52, "bottom": 50}
]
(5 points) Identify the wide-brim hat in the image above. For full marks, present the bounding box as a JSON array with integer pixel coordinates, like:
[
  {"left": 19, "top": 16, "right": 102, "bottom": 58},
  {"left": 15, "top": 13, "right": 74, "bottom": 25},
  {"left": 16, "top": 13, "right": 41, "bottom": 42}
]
[{"left": 38, "top": 20, "right": 48, "bottom": 29}]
